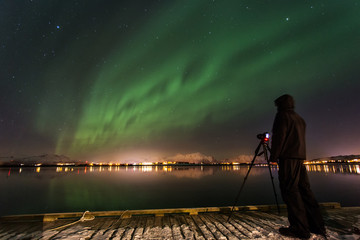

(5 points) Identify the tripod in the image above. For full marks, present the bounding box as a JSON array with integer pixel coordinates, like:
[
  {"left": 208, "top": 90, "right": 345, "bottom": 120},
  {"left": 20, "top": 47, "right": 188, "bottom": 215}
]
[{"left": 227, "top": 134, "right": 280, "bottom": 222}]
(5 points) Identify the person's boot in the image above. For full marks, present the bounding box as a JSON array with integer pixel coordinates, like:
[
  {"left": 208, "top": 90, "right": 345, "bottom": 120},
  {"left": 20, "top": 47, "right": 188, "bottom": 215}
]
[{"left": 279, "top": 226, "right": 311, "bottom": 239}]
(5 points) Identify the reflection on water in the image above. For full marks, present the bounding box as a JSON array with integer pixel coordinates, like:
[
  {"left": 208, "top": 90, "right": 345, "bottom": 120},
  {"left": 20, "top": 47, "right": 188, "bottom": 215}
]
[
  {"left": 50, "top": 164, "right": 358, "bottom": 175},
  {"left": 1, "top": 164, "right": 359, "bottom": 216},
  {"left": 305, "top": 164, "right": 360, "bottom": 174},
  {"left": 6, "top": 164, "right": 360, "bottom": 178}
]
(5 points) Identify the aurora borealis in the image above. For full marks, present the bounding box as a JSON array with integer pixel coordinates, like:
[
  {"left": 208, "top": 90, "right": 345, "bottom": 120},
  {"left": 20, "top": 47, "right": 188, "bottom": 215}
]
[{"left": 1, "top": 1, "right": 360, "bottom": 162}]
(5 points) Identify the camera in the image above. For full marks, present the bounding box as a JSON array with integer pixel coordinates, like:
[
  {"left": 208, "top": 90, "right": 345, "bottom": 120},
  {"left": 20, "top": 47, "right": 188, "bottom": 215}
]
[{"left": 257, "top": 132, "right": 270, "bottom": 143}]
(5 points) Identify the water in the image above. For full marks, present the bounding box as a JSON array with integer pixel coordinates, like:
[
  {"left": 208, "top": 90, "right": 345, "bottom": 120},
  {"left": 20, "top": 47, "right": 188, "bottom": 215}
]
[{"left": 1, "top": 164, "right": 359, "bottom": 216}]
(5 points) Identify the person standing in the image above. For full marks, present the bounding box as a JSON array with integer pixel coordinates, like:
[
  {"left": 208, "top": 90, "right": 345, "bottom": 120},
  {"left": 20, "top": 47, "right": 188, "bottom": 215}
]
[{"left": 269, "top": 94, "right": 326, "bottom": 239}]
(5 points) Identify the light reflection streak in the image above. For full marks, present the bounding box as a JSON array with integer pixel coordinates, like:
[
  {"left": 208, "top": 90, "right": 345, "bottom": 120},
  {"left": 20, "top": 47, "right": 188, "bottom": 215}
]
[
  {"left": 305, "top": 164, "right": 360, "bottom": 174},
  {"left": 3, "top": 164, "right": 360, "bottom": 178},
  {"left": 163, "top": 166, "right": 172, "bottom": 172},
  {"left": 233, "top": 165, "right": 241, "bottom": 171},
  {"left": 141, "top": 166, "right": 153, "bottom": 172},
  {"left": 56, "top": 167, "right": 74, "bottom": 172},
  {"left": 221, "top": 166, "right": 233, "bottom": 171}
]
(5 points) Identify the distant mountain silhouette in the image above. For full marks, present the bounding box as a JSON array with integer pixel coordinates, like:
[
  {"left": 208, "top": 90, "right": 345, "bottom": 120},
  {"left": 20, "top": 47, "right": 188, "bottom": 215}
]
[{"left": 0, "top": 154, "right": 76, "bottom": 166}]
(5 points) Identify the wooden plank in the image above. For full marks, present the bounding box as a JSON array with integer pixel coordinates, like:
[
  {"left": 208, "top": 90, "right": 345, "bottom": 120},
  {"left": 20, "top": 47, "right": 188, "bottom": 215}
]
[
  {"left": 0, "top": 202, "right": 341, "bottom": 222},
  {"left": 154, "top": 216, "right": 163, "bottom": 228},
  {"left": 141, "top": 216, "right": 166, "bottom": 240},
  {"left": 89, "top": 218, "right": 117, "bottom": 240},
  {"left": 0, "top": 205, "right": 359, "bottom": 239},
  {"left": 49, "top": 217, "right": 106, "bottom": 240},
  {"left": 1, "top": 221, "right": 39, "bottom": 237},
  {"left": 244, "top": 211, "right": 287, "bottom": 238},
  {"left": 209, "top": 213, "right": 248, "bottom": 239},
  {"left": 182, "top": 215, "right": 205, "bottom": 240},
  {"left": 169, "top": 215, "right": 185, "bottom": 240},
  {"left": 233, "top": 212, "right": 273, "bottom": 238},
  {"left": 110, "top": 217, "right": 132, "bottom": 239},
  {"left": 198, "top": 213, "right": 227, "bottom": 240},
  {"left": 204, "top": 213, "right": 239, "bottom": 240},
  {"left": 21, "top": 223, "right": 44, "bottom": 240},
  {"left": 132, "top": 216, "right": 147, "bottom": 240},
  {"left": 48, "top": 224, "right": 94, "bottom": 239},
  {"left": 0, "top": 231, "right": 16, "bottom": 240},
  {"left": 41, "top": 215, "right": 99, "bottom": 239},
  {"left": 247, "top": 210, "right": 287, "bottom": 223},
  {"left": 320, "top": 202, "right": 341, "bottom": 209},
  {"left": 0, "top": 222, "right": 21, "bottom": 237},
  {"left": 227, "top": 212, "right": 256, "bottom": 238},
  {"left": 175, "top": 215, "right": 195, "bottom": 240},
  {"left": 191, "top": 215, "right": 216, "bottom": 240},
  {"left": 162, "top": 215, "right": 175, "bottom": 240},
  {"left": 0, "top": 232, "right": 9, "bottom": 239},
  {"left": 324, "top": 214, "right": 354, "bottom": 235},
  {"left": 329, "top": 208, "right": 360, "bottom": 226},
  {"left": 42, "top": 219, "right": 77, "bottom": 231},
  {"left": 142, "top": 216, "right": 154, "bottom": 239},
  {"left": 146, "top": 216, "right": 170, "bottom": 240},
  {"left": 241, "top": 212, "right": 284, "bottom": 238},
  {"left": 120, "top": 216, "right": 139, "bottom": 240}
]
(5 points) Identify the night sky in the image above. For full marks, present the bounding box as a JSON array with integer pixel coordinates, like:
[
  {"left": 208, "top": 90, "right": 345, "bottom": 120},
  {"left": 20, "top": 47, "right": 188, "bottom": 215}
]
[{"left": 1, "top": 1, "right": 359, "bottom": 162}]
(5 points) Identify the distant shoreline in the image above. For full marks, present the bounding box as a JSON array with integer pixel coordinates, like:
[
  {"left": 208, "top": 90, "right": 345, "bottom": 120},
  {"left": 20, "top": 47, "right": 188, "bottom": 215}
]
[
  {"left": 0, "top": 161, "right": 359, "bottom": 168},
  {"left": 1, "top": 154, "right": 359, "bottom": 168}
]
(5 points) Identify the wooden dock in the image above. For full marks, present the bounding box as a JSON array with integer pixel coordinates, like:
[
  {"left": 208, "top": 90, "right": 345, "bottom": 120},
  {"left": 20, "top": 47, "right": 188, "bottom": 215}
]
[{"left": 0, "top": 203, "right": 359, "bottom": 239}]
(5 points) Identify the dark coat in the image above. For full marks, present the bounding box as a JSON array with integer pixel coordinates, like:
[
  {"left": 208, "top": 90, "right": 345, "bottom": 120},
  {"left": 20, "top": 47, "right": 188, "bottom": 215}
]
[{"left": 270, "top": 95, "right": 306, "bottom": 162}]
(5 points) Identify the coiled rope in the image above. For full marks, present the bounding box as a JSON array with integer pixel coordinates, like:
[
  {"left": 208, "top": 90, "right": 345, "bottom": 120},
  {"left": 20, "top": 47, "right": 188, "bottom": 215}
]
[{"left": 49, "top": 210, "right": 129, "bottom": 231}]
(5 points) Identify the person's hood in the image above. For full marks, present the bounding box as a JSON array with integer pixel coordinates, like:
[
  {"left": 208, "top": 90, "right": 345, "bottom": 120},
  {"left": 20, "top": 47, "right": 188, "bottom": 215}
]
[{"left": 274, "top": 94, "right": 295, "bottom": 111}]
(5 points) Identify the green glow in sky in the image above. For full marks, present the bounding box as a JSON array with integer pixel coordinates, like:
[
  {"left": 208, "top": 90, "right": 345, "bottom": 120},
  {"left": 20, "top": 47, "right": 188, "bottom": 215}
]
[
  {"left": 3, "top": 1, "right": 358, "bottom": 159},
  {"left": 55, "top": 1, "right": 357, "bottom": 158}
]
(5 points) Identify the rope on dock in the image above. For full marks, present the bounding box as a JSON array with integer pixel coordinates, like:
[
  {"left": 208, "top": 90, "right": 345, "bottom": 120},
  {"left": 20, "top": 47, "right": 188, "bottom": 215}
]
[
  {"left": 49, "top": 210, "right": 128, "bottom": 231},
  {"left": 49, "top": 210, "right": 95, "bottom": 231},
  {"left": 104, "top": 210, "right": 129, "bottom": 231}
]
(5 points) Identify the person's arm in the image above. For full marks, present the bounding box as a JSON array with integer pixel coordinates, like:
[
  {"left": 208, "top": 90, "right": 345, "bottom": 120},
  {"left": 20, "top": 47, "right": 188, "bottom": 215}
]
[{"left": 270, "top": 113, "right": 288, "bottom": 162}]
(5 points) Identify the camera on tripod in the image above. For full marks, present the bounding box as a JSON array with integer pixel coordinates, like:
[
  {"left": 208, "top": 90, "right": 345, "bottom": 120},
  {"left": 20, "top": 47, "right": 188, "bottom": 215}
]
[
  {"left": 257, "top": 132, "right": 270, "bottom": 143},
  {"left": 228, "top": 131, "right": 280, "bottom": 221}
]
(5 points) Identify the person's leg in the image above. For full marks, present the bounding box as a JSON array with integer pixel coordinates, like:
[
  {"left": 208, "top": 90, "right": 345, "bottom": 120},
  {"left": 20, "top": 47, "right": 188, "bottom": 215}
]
[
  {"left": 298, "top": 163, "right": 326, "bottom": 234},
  {"left": 278, "top": 158, "right": 310, "bottom": 237}
]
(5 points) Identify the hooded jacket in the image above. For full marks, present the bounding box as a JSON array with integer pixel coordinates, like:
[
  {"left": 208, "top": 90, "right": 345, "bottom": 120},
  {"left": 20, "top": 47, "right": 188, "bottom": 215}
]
[{"left": 270, "top": 94, "right": 306, "bottom": 161}]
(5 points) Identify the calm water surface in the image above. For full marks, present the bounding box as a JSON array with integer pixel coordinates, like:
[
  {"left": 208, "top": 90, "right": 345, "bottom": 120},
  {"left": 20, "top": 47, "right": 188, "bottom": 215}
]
[{"left": 1, "top": 164, "right": 359, "bottom": 216}]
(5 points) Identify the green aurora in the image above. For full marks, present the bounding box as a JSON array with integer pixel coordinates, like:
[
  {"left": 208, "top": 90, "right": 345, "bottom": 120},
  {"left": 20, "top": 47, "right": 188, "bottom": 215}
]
[{"left": 1, "top": 1, "right": 360, "bottom": 160}]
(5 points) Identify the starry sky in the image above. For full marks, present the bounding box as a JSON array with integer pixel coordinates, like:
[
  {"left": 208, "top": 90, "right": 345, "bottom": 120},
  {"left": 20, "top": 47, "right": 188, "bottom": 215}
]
[{"left": 1, "top": 0, "right": 359, "bottom": 162}]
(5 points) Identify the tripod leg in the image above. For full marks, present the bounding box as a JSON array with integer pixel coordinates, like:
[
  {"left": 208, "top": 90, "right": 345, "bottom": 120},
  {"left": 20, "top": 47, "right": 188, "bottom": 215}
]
[
  {"left": 227, "top": 142, "right": 262, "bottom": 222},
  {"left": 263, "top": 144, "right": 280, "bottom": 214}
]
